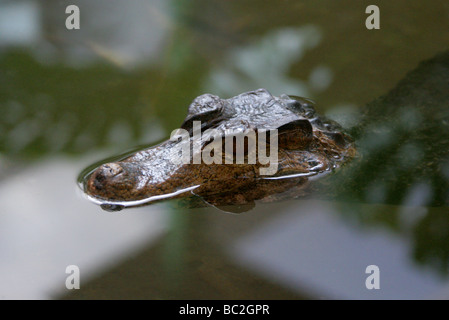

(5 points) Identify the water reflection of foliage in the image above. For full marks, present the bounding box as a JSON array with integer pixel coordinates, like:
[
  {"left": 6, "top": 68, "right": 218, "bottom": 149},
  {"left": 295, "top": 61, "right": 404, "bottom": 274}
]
[
  {"left": 327, "top": 52, "right": 449, "bottom": 275},
  {"left": 353, "top": 51, "right": 449, "bottom": 208},
  {"left": 0, "top": 48, "right": 210, "bottom": 159},
  {"left": 0, "top": 51, "right": 150, "bottom": 157},
  {"left": 337, "top": 201, "right": 449, "bottom": 276},
  {"left": 413, "top": 207, "right": 449, "bottom": 276}
]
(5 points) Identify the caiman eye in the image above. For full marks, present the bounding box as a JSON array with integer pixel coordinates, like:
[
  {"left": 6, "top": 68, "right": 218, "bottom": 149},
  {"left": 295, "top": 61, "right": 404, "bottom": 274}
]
[
  {"left": 276, "top": 119, "right": 313, "bottom": 150},
  {"left": 180, "top": 108, "right": 224, "bottom": 135},
  {"left": 285, "top": 96, "right": 316, "bottom": 118},
  {"left": 286, "top": 95, "right": 315, "bottom": 107},
  {"left": 324, "top": 131, "right": 347, "bottom": 147}
]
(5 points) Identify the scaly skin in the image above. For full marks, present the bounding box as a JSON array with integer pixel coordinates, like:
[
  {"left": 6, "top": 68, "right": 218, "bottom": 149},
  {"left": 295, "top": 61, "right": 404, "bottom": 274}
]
[{"left": 83, "top": 89, "right": 356, "bottom": 210}]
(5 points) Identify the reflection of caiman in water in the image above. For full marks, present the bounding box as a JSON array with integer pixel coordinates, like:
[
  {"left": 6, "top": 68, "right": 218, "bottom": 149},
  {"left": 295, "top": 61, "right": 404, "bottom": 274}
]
[{"left": 81, "top": 51, "right": 449, "bottom": 212}]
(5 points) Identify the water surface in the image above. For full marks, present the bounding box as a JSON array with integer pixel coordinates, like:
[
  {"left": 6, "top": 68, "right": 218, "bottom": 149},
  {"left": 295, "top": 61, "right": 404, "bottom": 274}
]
[{"left": 1, "top": 0, "right": 449, "bottom": 299}]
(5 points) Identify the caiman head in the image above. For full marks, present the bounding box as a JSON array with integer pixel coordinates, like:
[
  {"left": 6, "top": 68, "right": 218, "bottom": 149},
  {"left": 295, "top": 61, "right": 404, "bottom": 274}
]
[{"left": 81, "top": 89, "right": 355, "bottom": 212}]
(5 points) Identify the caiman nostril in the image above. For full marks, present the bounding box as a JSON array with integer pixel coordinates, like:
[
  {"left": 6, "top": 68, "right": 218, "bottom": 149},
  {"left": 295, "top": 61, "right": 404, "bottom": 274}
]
[
  {"left": 89, "top": 163, "right": 124, "bottom": 191},
  {"left": 100, "top": 163, "right": 124, "bottom": 177}
]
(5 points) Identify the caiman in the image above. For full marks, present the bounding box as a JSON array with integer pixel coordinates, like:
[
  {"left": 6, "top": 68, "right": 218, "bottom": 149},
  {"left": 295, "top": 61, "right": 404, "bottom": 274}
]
[
  {"left": 80, "top": 51, "right": 449, "bottom": 212},
  {"left": 81, "top": 89, "right": 356, "bottom": 212}
]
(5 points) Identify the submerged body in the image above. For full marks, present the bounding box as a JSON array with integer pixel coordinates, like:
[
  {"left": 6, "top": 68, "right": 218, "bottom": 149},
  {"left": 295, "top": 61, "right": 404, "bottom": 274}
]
[{"left": 82, "top": 89, "right": 355, "bottom": 211}]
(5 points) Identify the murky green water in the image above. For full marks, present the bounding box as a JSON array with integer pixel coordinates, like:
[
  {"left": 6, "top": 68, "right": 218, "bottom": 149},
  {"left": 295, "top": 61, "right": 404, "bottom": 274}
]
[{"left": 1, "top": 0, "right": 449, "bottom": 299}]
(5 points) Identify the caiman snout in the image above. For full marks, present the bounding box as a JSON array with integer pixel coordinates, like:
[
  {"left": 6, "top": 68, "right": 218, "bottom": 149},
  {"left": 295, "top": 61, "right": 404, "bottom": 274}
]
[
  {"left": 89, "top": 163, "right": 124, "bottom": 192},
  {"left": 86, "top": 161, "right": 147, "bottom": 202},
  {"left": 94, "top": 163, "right": 123, "bottom": 186}
]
